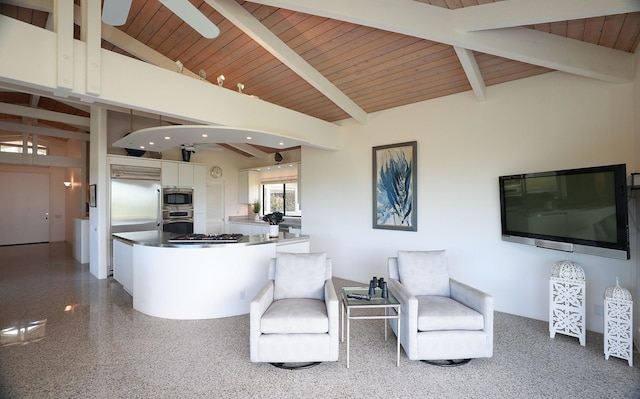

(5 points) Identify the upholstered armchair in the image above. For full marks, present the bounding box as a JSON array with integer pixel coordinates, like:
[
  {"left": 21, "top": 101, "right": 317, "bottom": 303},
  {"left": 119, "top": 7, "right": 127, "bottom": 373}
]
[
  {"left": 387, "top": 250, "right": 493, "bottom": 366},
  {"left": 250, "top": 252, "right": 339, "bottom": 369}
]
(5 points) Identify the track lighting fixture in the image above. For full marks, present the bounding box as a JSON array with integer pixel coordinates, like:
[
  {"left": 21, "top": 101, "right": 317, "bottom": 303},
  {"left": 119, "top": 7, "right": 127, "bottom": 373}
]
[
  {"left": 199, "top": 70, "right": 206, "bottom": 80},
  {"left": 176, "top": 60, "right": 183, "bottom": 74},
  {"left": 237, "top": 83, "right": 244, "bottom": 93},
  {"left": 217, "top": 75, "right": 225, "bottom": 86}
]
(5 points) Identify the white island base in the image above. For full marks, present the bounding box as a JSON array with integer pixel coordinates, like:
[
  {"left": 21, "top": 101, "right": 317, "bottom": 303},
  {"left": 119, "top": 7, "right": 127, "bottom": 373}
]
[{"left": 112, "top": 232, "right": 309, "bottom": 320}]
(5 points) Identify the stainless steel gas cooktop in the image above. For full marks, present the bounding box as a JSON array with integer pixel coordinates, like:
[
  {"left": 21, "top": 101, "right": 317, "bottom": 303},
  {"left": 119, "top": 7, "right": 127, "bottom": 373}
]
[{"left": 168, "top": 233, "right": 244, "bottom": 243}]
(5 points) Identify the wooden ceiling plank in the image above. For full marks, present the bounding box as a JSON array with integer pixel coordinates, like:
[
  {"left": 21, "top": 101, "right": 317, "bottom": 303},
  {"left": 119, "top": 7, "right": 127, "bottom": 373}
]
[
  {"left": 566, "top": 19, "right": 586, "bottom": 41},
  {"left": 582, "top": 16, "right": 606, "bottom": 45},
  {"left": 328, "top": 43, "right": 454, "bottom": 91},
  {"left": 454, "top": 0, "right": 640, "bottom": 31},
  {"left": 205, "top": 0, "right": 369, "bottom": 124},
  {"left": 310, "top": 31, "right": 416, "bottom": 75},
  {"left": 615, "top": 12, "right": 640, "bottom": 51},
  {"left": 599, "top": 14, "right": 628, "bottom": 48}
]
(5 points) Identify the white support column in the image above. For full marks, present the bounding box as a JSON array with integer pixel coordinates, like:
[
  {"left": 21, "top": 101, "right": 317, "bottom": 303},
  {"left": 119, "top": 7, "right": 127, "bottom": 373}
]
[{"left": 89, "top": 106, "right": 109, "bottom": 279}]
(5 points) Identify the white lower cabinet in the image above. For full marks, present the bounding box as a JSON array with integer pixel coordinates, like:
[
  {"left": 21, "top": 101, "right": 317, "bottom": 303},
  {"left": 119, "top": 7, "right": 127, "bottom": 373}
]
[{"left": 113, "top": 239, "right": 133, "bottom": 295}]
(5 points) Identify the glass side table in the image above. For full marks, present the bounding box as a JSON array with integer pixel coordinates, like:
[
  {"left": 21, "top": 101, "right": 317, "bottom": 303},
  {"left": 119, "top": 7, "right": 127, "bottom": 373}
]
[{"left": 340, "top": 287, "right": 401, "bottom": 368}]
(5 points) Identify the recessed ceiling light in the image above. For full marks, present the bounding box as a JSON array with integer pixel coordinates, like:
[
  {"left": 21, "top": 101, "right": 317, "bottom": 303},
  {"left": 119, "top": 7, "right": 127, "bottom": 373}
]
[
  {"left": 246, "top": 136, "right": 252, "bottom": 140},
  {"left": 149, "top": 142, "right": 154, "bottom": 145},
  {"left": 164, "top": 136, "right": 171, "bottom": 140},
  {"left": 202, "top": 134, "right": 208, "bottom": 138},
  {"left": 279, "top": 142, "right": 284, "bottom": 146},
  {"left": 140, "top": 146, "right": 145, "bottom": 149}
]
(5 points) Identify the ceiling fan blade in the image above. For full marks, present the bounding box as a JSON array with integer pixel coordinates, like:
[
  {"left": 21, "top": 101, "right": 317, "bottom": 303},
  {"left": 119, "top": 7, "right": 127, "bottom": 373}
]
[
  {"left": 102, "top": 0, "right": 133, "bottom": 26},
  {"left": 160, "top": 0, "right": 220, "bottom": 39}
]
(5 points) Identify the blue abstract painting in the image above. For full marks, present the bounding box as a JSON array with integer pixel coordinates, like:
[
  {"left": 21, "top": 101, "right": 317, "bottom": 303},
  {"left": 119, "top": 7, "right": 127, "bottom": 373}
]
[{"left": 373, "top": 141, "right": 417, "bottom": 231}]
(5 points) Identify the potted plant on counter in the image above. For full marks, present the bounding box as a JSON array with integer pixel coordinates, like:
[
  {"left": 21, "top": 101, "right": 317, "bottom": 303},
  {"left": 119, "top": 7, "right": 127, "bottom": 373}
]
[
  {"left": 252, "top": 201, "right": 261, "bottom": 221},
  {"left": 262, "top": 212, "right": 283, "bottom": 237}
]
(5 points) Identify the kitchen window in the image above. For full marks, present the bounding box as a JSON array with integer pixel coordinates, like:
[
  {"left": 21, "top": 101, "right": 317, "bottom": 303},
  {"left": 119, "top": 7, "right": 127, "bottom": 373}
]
[{"left": 262, "top": 181, "right": 300, "bottom": 217}]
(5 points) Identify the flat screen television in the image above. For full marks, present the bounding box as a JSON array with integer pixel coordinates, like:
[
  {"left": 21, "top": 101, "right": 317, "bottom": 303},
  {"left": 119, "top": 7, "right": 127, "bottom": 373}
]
[{"left": 499, "top": 164, "right": 629, "bottom": 260}]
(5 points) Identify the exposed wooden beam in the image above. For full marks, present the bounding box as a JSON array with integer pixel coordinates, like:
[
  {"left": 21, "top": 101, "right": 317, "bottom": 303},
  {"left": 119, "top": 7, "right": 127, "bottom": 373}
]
[
  {"left": 249, "top": 0, "right": 634, "bottom": 83},
  {"left": 205, "top": 0, "right": 369, "bottom": 125},
  {"left": 455, "top": 0, "right": 640, "bottom": 32}
]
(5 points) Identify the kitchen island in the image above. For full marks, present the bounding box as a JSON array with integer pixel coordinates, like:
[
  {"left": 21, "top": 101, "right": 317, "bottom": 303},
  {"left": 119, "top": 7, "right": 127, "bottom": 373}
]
[{"left": 112, "top": 231, "right": 309, "bottom": 320}]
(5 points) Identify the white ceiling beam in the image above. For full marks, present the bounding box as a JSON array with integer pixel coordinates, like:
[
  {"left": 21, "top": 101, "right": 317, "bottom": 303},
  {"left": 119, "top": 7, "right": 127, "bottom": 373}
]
[
  {"left": 249, "top": 0, "right": 634, "bottom": 83},
  {"left": 455, "top": 0, "right": 640, "bottom": 31},
  {"left": 226, "top": 143, "right": 270, "bottom": 160},
  {"left": 0, "top": 120, "right": 89, "bottom": 140},
  {"left": 205, "top": 0, "right": 369, "bottom": 125},
  {"left": 453, "top": 47, "right": 485, "bottom": 101},
  {"left": 0, "top": 0, "right": 51, "bottom": 12},
  {"left": 0, "top": 102, "right": 90, "bottom": 128}
]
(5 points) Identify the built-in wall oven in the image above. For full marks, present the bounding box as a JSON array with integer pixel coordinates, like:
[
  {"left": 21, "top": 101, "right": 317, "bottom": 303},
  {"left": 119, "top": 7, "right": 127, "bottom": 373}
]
[{"left": 162, "top": 187, "right": 194, "bottom": 234}]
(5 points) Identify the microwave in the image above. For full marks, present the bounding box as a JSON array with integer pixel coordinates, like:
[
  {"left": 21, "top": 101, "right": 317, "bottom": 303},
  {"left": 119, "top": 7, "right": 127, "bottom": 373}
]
[{"left": 163, "top": 187, "right": 193, "bottom": 206}]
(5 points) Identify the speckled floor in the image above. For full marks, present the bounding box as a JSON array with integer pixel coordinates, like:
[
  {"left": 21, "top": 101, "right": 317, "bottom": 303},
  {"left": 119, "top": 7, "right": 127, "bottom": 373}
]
[{"left": 1, "top": 242, "right": 639, "bottom": 398}]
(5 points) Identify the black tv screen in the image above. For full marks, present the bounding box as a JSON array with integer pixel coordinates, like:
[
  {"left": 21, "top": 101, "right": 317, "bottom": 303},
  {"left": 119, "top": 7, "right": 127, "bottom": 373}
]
[{"left": 499, "top": 164, "right": 629, "bottom": 260}]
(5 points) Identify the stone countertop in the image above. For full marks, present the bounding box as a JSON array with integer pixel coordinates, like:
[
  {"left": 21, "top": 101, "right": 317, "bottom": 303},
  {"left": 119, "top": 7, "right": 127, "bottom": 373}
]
[
  {"left": 228, "top": 216, "right": 301, "bottom": 228},
  {"left": 112, "top": 230, "right": 308, "bottom": 248},
  {"left": 228, "top": 216, "right": 269, "bottom": 226}
]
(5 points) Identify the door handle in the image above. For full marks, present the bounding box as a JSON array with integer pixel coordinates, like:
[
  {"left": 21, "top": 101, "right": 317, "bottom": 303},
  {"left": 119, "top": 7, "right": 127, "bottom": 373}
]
[{"left": 45, "top": 212, "right": 49, "bottom": 220}]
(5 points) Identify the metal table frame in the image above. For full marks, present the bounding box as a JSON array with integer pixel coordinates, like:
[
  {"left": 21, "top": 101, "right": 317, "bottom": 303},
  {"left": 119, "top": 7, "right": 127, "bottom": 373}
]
[{"left": 340, "top": 287, "right": 401, "bottom": 368}]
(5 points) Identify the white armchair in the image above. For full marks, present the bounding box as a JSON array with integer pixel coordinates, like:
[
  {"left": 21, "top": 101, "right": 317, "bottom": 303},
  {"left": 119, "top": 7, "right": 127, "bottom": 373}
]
[
  {"left": 250, "top": 252, "right": 339, "bottom": 369},
  {"left": 388, "top": 250, "right": 493, "bottom": 366}
]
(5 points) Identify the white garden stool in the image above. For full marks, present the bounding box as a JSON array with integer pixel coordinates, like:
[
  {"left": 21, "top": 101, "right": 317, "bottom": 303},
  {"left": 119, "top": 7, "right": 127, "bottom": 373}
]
[
  {"left": 549, "top": 260, "right": 586, "bottom": 346},
  {"left": 604, "top": 279, "right": 633, "bottom": 366}
]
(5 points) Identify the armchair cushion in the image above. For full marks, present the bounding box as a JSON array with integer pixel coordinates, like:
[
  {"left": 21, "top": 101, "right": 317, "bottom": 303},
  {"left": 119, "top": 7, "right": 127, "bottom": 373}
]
[
  {"left": 261, "top": 298, "right": 329, "bottom": 334},
  {"left": 416, "top": 296, "right": 484, "bottom": 331},
  {"left": 397, "top": 250, "right": 450, "bottom": 296},
  {"left": 274, "top": 253, "right": 327, "bottom": 300}
]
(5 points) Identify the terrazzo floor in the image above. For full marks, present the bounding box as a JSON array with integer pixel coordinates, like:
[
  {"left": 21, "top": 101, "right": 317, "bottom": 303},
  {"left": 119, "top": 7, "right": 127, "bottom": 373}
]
[{"left": 1, "top": 242, "right": 639, "bottom": 398}]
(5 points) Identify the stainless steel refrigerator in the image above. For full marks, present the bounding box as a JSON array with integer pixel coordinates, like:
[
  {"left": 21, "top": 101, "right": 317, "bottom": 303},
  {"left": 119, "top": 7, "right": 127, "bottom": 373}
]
[{"left": 110, "top": 165, "right": 161, "bottom": 233}]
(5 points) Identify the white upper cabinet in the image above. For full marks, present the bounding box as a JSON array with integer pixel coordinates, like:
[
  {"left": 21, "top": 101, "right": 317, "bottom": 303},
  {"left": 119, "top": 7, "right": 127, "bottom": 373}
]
[{"left": 162, "top": 161, "right": 195, "bottom": 188}]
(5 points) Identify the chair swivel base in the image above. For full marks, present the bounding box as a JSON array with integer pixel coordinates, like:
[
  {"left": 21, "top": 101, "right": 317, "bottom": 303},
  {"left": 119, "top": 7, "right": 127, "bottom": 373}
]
[
  {"left": 420, "top": 358, "right": 471, "bottom": 367},
  {"left": 270, "top": 362, "right": 321, "bottom": 370}
]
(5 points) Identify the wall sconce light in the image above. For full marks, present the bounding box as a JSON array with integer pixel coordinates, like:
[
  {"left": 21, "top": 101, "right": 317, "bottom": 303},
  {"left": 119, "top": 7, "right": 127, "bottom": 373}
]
[
  {"left": 237, "top": 83, "right": 244, "bottom": 93},
  {"left": 217, "top": 75, "right": 225, "bottom": 86},
  {"left": 199, "top": 70, "right": 206, "bottom": 80},
  {"left": 64, "top": 181, "right": 72, "bottom": 188},
  {"left": 176, "top": 60, "right": 183, "bottom": 74}
]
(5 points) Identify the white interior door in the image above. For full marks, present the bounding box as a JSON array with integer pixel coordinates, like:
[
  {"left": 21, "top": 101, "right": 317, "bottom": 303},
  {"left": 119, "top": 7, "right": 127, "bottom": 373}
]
[
  {"left": 0, "top": 172, "right": 50, "bottom": 245},
  {"left": 206, "top": 182, "right": 225, "bottom": 234}
]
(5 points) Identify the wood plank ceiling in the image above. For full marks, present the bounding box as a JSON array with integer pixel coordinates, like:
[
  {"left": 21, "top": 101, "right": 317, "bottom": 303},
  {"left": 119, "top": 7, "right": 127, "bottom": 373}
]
[{"left": 0, "top": 0, "right": 639, "bottom": 156}]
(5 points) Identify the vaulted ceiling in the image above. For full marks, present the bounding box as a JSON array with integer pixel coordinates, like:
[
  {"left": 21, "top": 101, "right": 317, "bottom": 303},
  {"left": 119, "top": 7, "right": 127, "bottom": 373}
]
[{"left": 0, "top": 0, "right": 639, "bottom": 156}]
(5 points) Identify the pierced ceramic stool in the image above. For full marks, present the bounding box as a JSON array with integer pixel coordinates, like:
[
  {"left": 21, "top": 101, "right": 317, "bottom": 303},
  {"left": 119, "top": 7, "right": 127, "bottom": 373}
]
[
  {"left": 604, "top": 280, "right": 633, "bottom": 366},
  {"left": 549, "top": 260, "right": 586, "bottom": 346}
]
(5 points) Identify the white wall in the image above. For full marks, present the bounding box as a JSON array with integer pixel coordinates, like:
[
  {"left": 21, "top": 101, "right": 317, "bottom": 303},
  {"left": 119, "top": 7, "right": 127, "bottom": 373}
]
[{"left": 303, "top": 71, "right": 636, "bottom": 334}]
